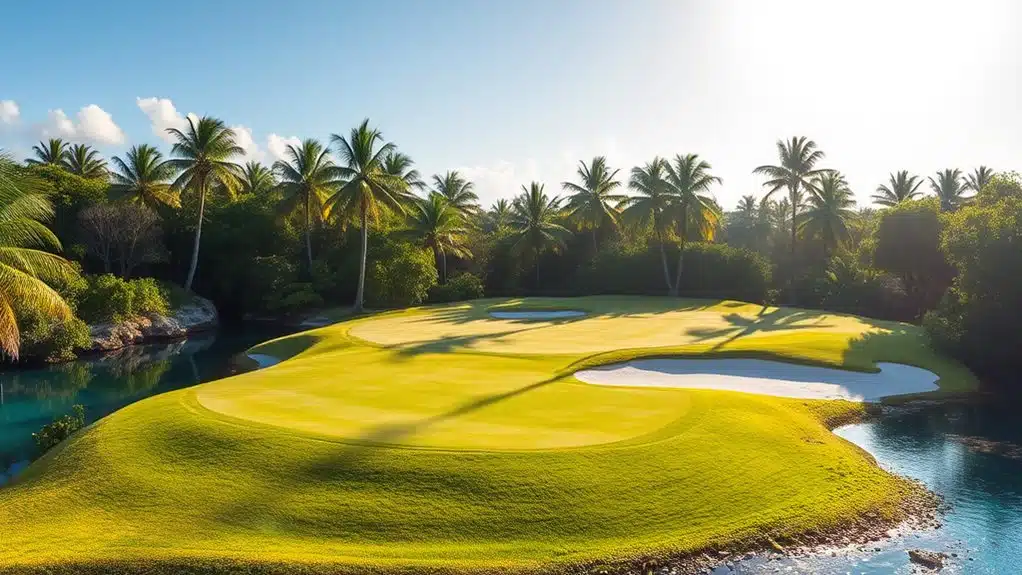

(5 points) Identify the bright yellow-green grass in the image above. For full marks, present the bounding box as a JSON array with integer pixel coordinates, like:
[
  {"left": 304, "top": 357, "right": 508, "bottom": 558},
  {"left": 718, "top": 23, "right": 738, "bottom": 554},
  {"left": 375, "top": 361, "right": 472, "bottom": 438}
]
[{"left": 0, "top": 296, "right": 978, "bottom": 574}]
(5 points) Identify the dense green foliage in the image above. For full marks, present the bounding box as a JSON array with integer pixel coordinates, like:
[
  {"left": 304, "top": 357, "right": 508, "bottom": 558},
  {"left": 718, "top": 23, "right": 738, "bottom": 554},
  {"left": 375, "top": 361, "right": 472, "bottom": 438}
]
[
  {"left": 32, "top": 404, "right": 85, "bottom": 453},
  {"left": 76, "top": 275, "right": 170, "bottom": 323}
]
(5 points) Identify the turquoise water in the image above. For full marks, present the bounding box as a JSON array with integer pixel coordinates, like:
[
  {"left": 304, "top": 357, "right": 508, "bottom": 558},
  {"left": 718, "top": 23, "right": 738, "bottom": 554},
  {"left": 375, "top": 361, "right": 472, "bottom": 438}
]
[
  {"left": 725, "top": 401, "right": 1022, "bottom": 574},
  {"left": 0, "top": 327, "right": 287, "bottom": 485}
]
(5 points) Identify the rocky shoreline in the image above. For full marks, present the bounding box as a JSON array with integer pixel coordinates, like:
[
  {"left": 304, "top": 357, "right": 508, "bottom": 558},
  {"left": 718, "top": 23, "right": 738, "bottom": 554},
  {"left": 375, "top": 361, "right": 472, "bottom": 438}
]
[{"left": 88, "top": 296, "right": 219, "bottom": 353}]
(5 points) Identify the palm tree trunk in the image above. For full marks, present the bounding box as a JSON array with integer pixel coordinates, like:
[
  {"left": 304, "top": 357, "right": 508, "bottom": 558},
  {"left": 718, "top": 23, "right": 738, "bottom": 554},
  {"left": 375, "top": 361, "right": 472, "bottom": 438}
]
[
  {"left": 656, "top": 226, "right": 673, "bottom": 295},
  {"left": 354, "top": 206, "right": 368, "bottom": 313},
  {"left": 442, "top": 251, "right": 448, "bottom": 284},
  {"left": 304, "top": 190, "right": 313, "bottom": 277},
  {"left": 592, "top": 227, "right": 598, "bottom": 253},
  {"left": 671, "top": 205, "right": 688, "bottom": 297},
  {"left": 535, "top": 247, "right": 541, "bottom": 290},
  {"left": 184, "top": 179, "right": 206, "bottom": 292}
]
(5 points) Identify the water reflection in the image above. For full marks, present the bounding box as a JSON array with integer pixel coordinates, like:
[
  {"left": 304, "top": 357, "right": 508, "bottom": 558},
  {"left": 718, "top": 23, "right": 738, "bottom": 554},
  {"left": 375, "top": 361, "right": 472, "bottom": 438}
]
[{"left": 0, "top": 326, "right": 288, "bottom": 486}]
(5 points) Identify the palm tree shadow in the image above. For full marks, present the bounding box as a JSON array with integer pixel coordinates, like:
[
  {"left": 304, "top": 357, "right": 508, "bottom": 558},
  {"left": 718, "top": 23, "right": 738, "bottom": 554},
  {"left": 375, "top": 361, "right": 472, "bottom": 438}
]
[{"left": 685, "top": 306, "right": 833, "bottom": 350}]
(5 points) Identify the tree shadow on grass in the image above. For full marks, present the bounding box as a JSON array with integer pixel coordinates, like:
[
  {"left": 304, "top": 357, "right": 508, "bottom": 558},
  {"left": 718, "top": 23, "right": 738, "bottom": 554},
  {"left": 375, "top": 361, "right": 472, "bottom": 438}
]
[{"left": 685, "top": 307, "right": 834, "bottom": 351}]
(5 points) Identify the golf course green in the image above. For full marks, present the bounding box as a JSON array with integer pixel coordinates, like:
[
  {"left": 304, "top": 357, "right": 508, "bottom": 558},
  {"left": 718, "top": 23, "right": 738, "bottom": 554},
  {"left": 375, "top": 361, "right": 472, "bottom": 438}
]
[{"left": 0, "top": 296, "right": 978, "bottom": 574}]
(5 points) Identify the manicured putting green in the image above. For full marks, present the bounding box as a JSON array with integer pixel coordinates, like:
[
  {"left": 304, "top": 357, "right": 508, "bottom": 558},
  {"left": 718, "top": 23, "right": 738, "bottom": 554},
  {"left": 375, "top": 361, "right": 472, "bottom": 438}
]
[{"left": 0, "top": 296, "right": 978, "bottom": 574}]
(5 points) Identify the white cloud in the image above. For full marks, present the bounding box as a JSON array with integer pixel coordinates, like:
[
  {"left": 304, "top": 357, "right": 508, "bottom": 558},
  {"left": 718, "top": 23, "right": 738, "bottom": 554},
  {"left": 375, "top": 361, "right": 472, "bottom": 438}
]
[
  {"left": 136, "top": 96, "right": 190, "bottom": 143},
  {"left": 456, "top": 159, "right": 543, "bottom": 208},
  {"left": 0, "top": 100, "right": 18, "bottom": 125},
  {"left": 36, "top": 105, "right": 126, "bottom": 145},
  {"left": 266, "top": 133, "right": 301, "bottom": 162},
  {"left": 231, "top": 125, "right": 266, "bottom": 163}
]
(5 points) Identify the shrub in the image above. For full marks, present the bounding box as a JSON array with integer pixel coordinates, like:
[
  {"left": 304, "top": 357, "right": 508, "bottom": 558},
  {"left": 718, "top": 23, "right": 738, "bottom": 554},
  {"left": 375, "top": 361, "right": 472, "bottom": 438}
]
[
  {"left": 17, "top": 308, "right": 91, "bottom": 363},
  {"left": 264, "top": 282, "right": 325, "bottom": 314},
  {"left": 365, "top": 240, "right": 438, "bottom": 308},
  {"left": 429, "top": 273, "right": 485, "bottom": 303},
  {"left": 33, "top": 405, "right": 86, "bottom": 454},
  {"left": 76, "top": 274, "right": 171, "bottom": 323}
]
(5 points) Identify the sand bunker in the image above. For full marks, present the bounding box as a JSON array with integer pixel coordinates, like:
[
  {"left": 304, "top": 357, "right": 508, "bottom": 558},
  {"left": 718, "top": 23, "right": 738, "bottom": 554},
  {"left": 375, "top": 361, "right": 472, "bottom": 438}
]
[
  {"left": 489, "top": 310, "right": 586, "bottom": 320},
  {"left": 575, "top": 359, "right": 939, "bottom": 402},
  {"left": 247, "top": 353, "right": 281, "bottom": 368}
]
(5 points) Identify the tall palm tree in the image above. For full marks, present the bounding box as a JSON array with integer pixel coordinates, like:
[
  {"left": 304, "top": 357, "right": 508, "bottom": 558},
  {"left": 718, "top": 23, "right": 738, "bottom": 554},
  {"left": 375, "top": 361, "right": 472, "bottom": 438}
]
[
  {"left": 873, "top": 171, "right": 923, "bottom": 207},
  {"left": 274, "top": 139, "right": 343, "bottom": 274},
  {"left": 752, "top": 137, "right": 827, "bottom": 262},
  {"left": 61, "top": 144, "right": 107, "bottom": 179},
  {"left": 0, "top": 152, "right": 76, "bottom": 359},
  {"left": 799, "top": 170, "right": 856, "bottom": 255},
  {"left": 928, "top": 168, "right": 968, "bottom": 212},
  {"left": 965, "top": 166, "right": 994, "bottom": 194},
  {"left": 239, "top": 161, "right": 276, "bottom": 196},
  {"left": 325, "top": 119, "right": 414, "bottom": 312},
  {"left": 487, "top": 198, "right": 513, "bottom": 233},
  {"left": 736, "top": 195, "right": 758, "bottom": 216},
  {"left": 561, "top": 156, "right": 625, "bottom": 251},
  {"left": 431, "top": 171, "right": 479, "bottom": 216},
  {"left": 26, "top": 139, "right": 69, "bottom": 167},
  {"left": 164, "top": 116, "right": 244, "bottom": 291},
  {"left": 620, "top": 157, "right": 675, "bottom": 293},
  {"left": 109, "top": 144, "right": 179, "bottom": 211},
  {"left": 406, "top": 193, "right": 472, "bottom": 283},
  {"left": 383, "top": 151, "right": 425, "bottom": 192},
  {"left": 509, "top": 182, "right": 570, "bottom": 287},
  {"left": 663, "top": 154, "right": 722, "bottom": 294}
]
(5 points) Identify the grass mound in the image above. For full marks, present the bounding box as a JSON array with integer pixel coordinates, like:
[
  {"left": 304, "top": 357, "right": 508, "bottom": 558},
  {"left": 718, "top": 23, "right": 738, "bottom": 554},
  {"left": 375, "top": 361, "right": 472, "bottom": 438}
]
[{"left": 0, "top": 296, "right": 977, "bottom": 574}]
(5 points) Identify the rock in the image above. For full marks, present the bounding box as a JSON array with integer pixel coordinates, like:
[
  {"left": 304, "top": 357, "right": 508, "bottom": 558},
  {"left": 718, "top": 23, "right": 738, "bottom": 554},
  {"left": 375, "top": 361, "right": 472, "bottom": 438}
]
[
  {"left": 908, "top": 549, "right": 946, "bottom": 570},
  {"left": 89, "top": 296, "right": 218, "bottom": 352}
]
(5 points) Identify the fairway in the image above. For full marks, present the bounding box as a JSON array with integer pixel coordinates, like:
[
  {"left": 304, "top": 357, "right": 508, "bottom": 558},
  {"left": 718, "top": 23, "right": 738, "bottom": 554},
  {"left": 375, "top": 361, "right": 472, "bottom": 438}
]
[{"left": 0, "top": 297, "right": 977, "bottom": 574}]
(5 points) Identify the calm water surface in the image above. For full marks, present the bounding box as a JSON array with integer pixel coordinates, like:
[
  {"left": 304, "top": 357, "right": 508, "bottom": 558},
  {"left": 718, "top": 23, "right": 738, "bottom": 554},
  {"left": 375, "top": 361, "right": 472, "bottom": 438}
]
[
  {"left": 2, "top": 344, "right": 1021, "bottom": 573},
  {"left": 0, "top": 326, "right": 289, "bottom": 485}
]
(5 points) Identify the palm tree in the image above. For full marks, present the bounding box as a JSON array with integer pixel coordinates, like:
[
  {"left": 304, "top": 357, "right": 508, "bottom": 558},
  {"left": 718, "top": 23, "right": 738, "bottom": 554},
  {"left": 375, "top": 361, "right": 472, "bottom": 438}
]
[
  {"left": 431, "top": 171, "right": 479, "bottom": 215},
  {"left": 965, "top": 166, "right": 995, "bottom": 194},
  {"left": 325, "top": 119, "right": 414, "bottom": 312},
  {"left": 487, "top": 198, "right": 513, "bottom": 233},
  {"left": 61, "top": 144, "right": 107, "bottom": 178},
  {"left": 109, "top": 144, "right": 179, "bottom": 211},
  {"left": 620, "top": 158, "right": 675, "bottom": 293},
  {"left": 736, "top": 195, "right": 758, "bottom": 216},
  {"left": 406, "top": 193, "right": 472, "bottom": 283},
  {"left": 239, "top": 161, "right": 276, "bottom": 196},
  {"left": 509, "top": 182, "right": 570, "bottom": 287},
  {"left": 752, "top": 137, "right": 827, "bottom": 263},
  {"left": 383, "top": 151, "right": 425, "bottom": 192},
  {"left": 663, "top": 154, "right": 722, "bottom": 294},
  {"left": 873, "top": 171, "right": 923, "bottom": 207},
  {"left": 26, "top": 139, "right": 68, "bottom": 167},
  {"left": 273, "top": 139, "right": 343, "bottom": 274},
  {"left": 799, "top": 171, "right": 856, "bottom": 255},
  {"left": 561, "top": 156, "right": 625, "bottom": 251},
  {"left": 928, "top": 168, "right": 968, "bottom": 211},
  {"left": 0, "top": 152, "right": 76, "bottom": 359},
  {"left": 164, "top": 116, "right": 244, "bottom": 292}
]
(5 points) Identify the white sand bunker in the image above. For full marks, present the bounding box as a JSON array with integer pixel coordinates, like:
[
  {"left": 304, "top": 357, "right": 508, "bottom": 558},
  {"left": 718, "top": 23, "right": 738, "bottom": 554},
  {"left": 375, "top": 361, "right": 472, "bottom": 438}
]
[
  {"left": 489, "top": 310, "right": 586, "bottom": 320},
  {"left": 575, "top": 359, "right": 939, "bottom": 402},
  {"left": 247, "top": 353, "right": 281, "bottom": 368}
]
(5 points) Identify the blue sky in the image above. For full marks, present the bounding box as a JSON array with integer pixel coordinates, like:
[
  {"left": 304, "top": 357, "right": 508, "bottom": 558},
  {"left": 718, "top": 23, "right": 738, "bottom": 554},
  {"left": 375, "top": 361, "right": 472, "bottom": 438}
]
[{"left": 2, "top": 0, "right": 1021, "bottom": 208}]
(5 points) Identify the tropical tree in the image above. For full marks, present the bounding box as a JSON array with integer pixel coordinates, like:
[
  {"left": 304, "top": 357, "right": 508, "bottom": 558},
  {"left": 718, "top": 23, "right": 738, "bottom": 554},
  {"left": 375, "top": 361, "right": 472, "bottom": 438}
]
[
  {"left": 873, "top": 170, "right": 923, "bottom": 207},
  {"left": 736, "top": 195, "right": 757, "bottom": 215},
  {"left": 406, "top": 193, "right": 472, "bottom": 283},
  {"left": 965, "top": 166, "right": 995, "bottom": 194},
  {"left": 486, "top": 198, "right": 512, "bottom": 233},
  {"left": 60, "top": 144, "right": 107, "bottom": 178},
  {"left": 929, "top": 168, "right": 969, "bottom": 211},
  {"left": 0, "top": 152, "right": 76, "bottom": 359},
  {"left": 799, "top": 170, "right": 856, "bottom": 255},
  {"left": 239, "top": 161, "right": 276, "bottom": 196},
  {"left": 273, "top": 139, "right": 343, "bottom": 274},
  {"left": 509, "top": 182, "right": 570, "bottom": 286},
  {"left": 431, "top": 171, "right": 478, "bottom": 216},
  {"left": 164, "top": 116, "right": 244, "bottom": 291},
  {"left": 752, "top": 137, "right": 827, "bottom": 262},
  {"left": 109, "top": 144, "right": 179, "bottom": 211},
  {"left": 26, "top": 139, "right": 69, "bottom": 167},
  {"left": 383, "top": 151, "right": 425, "bottom": 192},
  {"left": 561, "top": 156, "right": 625, "bottom": 250},
  {"left": 620, "top": 157, "right": 675, "bottom": 293},
  {"left": 325, "top": 119, "right": 414, "bottom": 312},
  {"left": 663, "top": 153, "right": 722, "bottom": 292}
]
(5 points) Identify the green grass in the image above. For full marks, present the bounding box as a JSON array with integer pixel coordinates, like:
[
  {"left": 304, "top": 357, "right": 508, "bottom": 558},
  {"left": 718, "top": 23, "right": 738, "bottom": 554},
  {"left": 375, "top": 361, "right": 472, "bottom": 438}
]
[{"left": 0, "top": 296, "right": 978, "bottom": 574}]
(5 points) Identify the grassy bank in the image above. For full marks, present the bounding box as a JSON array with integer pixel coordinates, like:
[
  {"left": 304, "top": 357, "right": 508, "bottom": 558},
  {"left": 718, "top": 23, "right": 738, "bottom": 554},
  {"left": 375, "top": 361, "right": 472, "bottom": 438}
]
[{"left": 0, "top": 296, "right": 977, "bottom": 574}]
